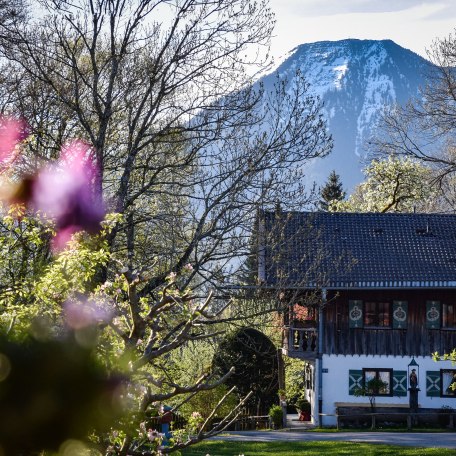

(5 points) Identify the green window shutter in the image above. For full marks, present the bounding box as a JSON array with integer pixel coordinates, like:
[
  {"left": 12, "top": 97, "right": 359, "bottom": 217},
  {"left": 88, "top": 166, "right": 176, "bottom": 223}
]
[
  {"left": 349, "top": 300, "right": 363, "bottom": 328},
  {"left": 348, "top": 370, "right": 363, "bottom": 395},
  {"left": 392, "top": 301, "right": 408, "bottom": 329},
  {"left": 426, "top": 301, "right": 441, "bottom": 329},
  {"left": 393, "top": 370, "right": 407, "bottom": 397},
  {"left": 426, "top": 371, "right": 441, "bottom": 397}
]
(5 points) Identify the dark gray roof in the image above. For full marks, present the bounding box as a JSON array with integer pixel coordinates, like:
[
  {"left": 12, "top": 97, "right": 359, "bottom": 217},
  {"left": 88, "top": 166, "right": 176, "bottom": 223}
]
[{"left": 260, "top": 211, "right": 456, "bottom": 289}]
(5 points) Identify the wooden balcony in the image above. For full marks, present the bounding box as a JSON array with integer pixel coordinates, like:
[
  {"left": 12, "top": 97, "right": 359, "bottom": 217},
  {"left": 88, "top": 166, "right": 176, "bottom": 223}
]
[{"left": 282, "top": 327, "right": 318, "bottom": 360}]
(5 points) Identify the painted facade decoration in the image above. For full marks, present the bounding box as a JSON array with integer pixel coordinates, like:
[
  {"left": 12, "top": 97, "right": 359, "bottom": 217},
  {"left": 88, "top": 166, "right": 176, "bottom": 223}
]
[{"left": 258, "top": 211, "right": 456, "bottom": 426}]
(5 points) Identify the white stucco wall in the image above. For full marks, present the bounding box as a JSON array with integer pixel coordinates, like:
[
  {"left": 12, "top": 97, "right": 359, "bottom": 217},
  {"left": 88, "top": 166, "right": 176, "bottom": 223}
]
[{"left": 319, "top": 354, "right": 456, "bottom": 426}]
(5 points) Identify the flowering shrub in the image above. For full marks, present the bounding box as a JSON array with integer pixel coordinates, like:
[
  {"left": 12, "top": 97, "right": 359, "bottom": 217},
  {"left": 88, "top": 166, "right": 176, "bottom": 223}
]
[
  {"left": 0, "top": 114, "right": 239, "bottom": 455},
  {"left": 188, "top": 411, "right": 204, "bottom": 434},
  {"left": 0, "top": 116, "right": 105, "bottom": 249}
]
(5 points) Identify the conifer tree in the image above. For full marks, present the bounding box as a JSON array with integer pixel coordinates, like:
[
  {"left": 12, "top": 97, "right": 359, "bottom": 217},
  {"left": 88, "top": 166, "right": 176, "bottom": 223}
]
[{"left": 319, "top": 170, "right": 346, "bottom": 211}]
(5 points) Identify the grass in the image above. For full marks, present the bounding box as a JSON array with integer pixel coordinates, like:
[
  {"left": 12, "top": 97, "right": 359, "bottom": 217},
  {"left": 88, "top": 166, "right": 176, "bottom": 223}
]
[
  {"left": 305, "top": 426, "right": 456, "bottom": 433},
  {"left": 181, "top": 440, "right": 456, "bottom": 456}
]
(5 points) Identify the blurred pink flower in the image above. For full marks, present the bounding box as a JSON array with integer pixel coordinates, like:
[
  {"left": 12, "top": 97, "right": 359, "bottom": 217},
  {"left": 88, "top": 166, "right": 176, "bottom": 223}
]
[
  {"left": 64, "top": 298, "right": 112, "bottom": 330},
  {"left": 0, "top": 116, "right": 28, "bottom": 169},
  {"left": 0, "top": 117, "right": 105, "bottom": 248},
  {"left": 33, "top": 140, "right": 105, "bottom": 248}
]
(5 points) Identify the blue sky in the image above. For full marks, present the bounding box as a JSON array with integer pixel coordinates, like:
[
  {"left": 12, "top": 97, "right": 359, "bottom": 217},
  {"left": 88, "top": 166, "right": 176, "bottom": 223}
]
[{"left": 269, "top": 0, "right": 456, "bottom": 62}]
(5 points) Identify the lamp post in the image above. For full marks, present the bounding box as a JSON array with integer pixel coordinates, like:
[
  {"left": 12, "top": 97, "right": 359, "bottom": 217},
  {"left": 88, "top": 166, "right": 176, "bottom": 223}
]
[{"left": 408, "top": 358, "right": 420, "bottom": 414}]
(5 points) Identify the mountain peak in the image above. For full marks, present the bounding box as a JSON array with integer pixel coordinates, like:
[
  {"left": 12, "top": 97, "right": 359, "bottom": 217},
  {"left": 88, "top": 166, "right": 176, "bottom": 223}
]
[
  {"left": 259, "top": 39, "right": 431, "bottom": 191},
  {"left": 291, "top": 38, "right": 419, "bottom": 56}
]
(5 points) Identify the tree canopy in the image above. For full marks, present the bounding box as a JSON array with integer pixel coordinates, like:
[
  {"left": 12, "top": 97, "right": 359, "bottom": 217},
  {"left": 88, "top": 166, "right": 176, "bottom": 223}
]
[
  {"left": 330, "top": 156, "right": 436, "bottom": 213},
  {"left": 371, "top": 30, "right": 456, "bottom": 212}
]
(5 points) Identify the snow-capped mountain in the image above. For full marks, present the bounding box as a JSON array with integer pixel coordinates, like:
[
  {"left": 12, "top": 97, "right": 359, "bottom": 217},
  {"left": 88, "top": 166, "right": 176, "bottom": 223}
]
[{"left": 258, "top": 39, "right": 431, "bottom": 191}]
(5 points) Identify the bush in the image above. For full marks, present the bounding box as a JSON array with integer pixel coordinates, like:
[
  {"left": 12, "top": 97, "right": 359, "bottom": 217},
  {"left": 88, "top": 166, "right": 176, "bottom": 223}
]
[
  {"left": 268, "top": 405, "right": 283, "bottom": 429},
  {"left": 213, "top": 328, "right": 279, "bottom": 415},
  {"left": 295, "top": 397, "right": 311, "bottom": 413}
]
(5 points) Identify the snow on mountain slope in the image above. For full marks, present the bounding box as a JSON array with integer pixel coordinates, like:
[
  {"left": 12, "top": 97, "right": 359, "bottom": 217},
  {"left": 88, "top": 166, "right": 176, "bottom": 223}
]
[{"left": 258, "top": 39, "right": 431, "bottom": 191}]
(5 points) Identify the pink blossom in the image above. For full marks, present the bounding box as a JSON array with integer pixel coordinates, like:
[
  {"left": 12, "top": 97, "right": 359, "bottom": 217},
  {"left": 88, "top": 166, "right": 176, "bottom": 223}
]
[
  {"left": 0, "top": 116, "right": 28, "bottom": 169},
  {"left": 64, "top": 298, "right": 112, "bottom": 329},
  {"left": 100, "top": 281, "right": 112, "bottom": 291},
  {"left": 0, "top": 118, "right": 105, "bottom": 247},
  {"left": 33, "top": 140, "right": 105, "bottom": 248},
  {"left": 166, "top": 271, "right": 177, "bottom": 282}
]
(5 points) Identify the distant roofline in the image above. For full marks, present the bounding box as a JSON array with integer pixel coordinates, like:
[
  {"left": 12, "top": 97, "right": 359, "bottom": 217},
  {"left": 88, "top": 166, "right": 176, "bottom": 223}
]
[
  {"left": 259, "top": 211, "right": 456, "bottom": 288},
  {"left": 260, "top": 209, "right": 456, "bottom": 217},
  {"left": 225, "top": 282, "right": 456, "bottom": 291}
]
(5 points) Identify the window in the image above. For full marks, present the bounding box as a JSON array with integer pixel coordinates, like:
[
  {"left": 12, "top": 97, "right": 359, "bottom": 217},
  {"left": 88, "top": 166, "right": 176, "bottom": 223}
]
[
  {"left": 362, "top": 368, "right": 392, "bottom": 396},
  {"left": 349, "top": 300, "right": 407, "bottom": 329},
  {"left": 364, "top": 301, "right": 391, "bottom": 327},
  {"left": 442, "top": 303, "right": 456, "bottom": 328},
  {"left": 441, "top": 370, "right": 456, "bottom": 397}
]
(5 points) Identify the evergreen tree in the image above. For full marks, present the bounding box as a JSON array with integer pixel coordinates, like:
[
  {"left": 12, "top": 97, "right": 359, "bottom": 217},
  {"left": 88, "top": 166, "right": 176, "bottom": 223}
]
[{"left": 319, "top": 170, "right": 346, "bottom": 210}]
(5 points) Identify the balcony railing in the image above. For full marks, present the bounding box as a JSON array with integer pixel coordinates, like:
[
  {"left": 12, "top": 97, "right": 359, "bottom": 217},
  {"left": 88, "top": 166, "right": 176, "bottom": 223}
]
[{"left": 283, "top": 327, "right": 318, "bottom": 359}]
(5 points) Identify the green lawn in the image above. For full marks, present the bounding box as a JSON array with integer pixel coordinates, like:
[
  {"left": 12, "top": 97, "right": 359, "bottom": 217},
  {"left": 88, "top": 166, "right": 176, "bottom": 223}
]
[{"left": 181, "top": 440, "right": 455, "bottom": 455}]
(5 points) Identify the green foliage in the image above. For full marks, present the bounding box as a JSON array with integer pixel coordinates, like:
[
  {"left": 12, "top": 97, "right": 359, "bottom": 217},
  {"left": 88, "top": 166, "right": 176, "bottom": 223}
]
[
  {"left": 0, "top": 205, "right": 53, "bottom": 306},
  {"left": 319, "top": 170, "right": 346, "bottom": 211},
  {"left": 0, "top": 213, "right": 120, "bottom": 337},
  {"left": 166, "top": 340, "right": 238, "bottom": 420},
  {"left": 35, "top": 234, "right": 110, "bottom": 306},
  {"left": 433, "top": 349, "right": 456, "bottom": 363},
  {"left": 295, "top": 398, "right": 311, "bottom": 413},
  {"left": 187, "top": 411, "right": 204, "bottom": 434},
  {"left": 330, "top": 156, "right": 436, "bottom": 213},
  {"left": 268, "top": 405, "right": 283, "bottom": 428},
  {"left": 284, "top": 357, "right": 306, "bottom": 404}
]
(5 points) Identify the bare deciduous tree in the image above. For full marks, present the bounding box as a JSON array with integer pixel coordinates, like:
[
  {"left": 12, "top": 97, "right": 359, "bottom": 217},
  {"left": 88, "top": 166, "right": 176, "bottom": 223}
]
[
  {"left": 370, "top": 31, "right": 456, "bottom": 210},
  {"left": 0, "top": 0, "right": 332, "bottom": 293}
]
